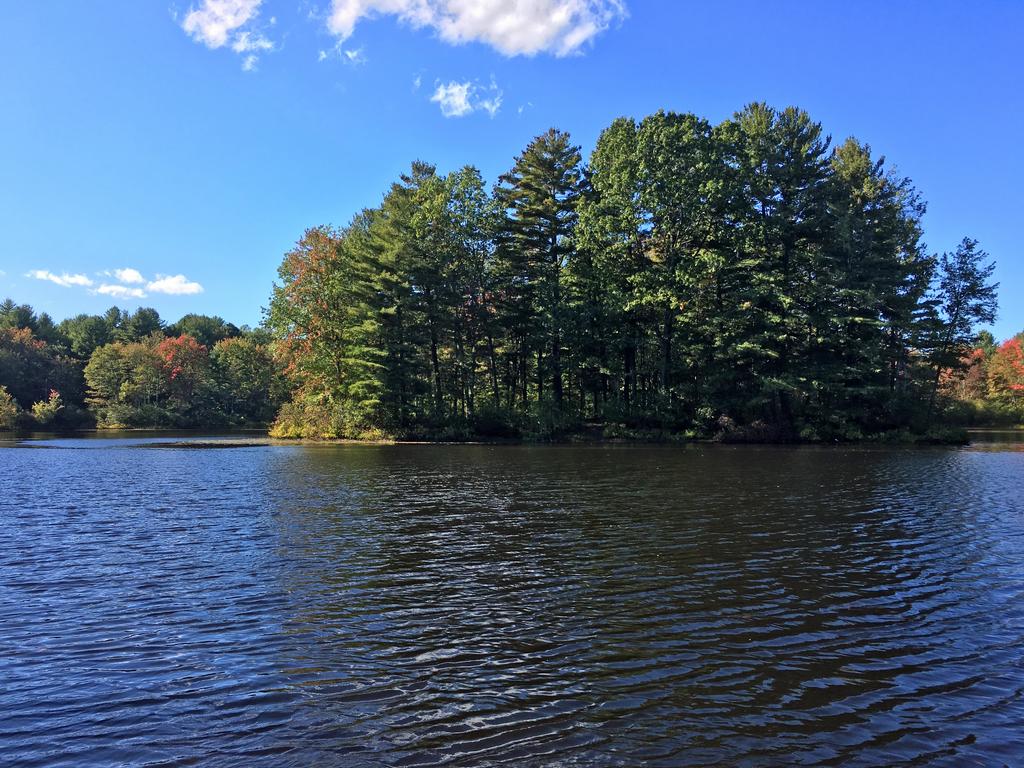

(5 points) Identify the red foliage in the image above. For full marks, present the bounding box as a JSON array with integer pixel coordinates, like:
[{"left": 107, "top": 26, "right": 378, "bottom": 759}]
[
  {"left": 157, "top": 335, "right": 208, "bottom": 380},
  {"left": 988, "top": 338, "right": 1024, "bottom": 399},
  {"left": 155, "top": 335, "right": 209, "bottom": 401}
]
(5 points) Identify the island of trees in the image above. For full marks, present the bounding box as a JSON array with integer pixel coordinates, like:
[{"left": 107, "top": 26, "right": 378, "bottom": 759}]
[{"left": 2, "top": 104, "right": 1022, "bottom": 441}]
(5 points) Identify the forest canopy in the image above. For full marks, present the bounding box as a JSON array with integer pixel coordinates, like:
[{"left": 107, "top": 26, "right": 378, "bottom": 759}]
[{"left": 265, "top": 103, "right": 1009, "bottom": 441}]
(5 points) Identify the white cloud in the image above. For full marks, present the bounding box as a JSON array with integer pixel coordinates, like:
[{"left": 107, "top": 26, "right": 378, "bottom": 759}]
[
  {"left": 431, "top": 81, "right": 473, "bottom": 117},
  {"left": 430, "top": 77, "right": 502, "bottom": 118},
  {"left": 344, "top": 47, "right": 367, "bottom": 65},
  {"left": 181, "top": 0, "right": 274, "bottom": 70},
  {"left": 317, "top": 44, "right": 368, "bottom": 65},
  {"left": 183, "top": 0, "right": 262, "bottom": 47},
  {"left": 26, "top": 270, "right": 94, "bottom": 288},
  {"left": 97, "top": 284, "right": 147, "bottom": 299},
  {"left": 232, "top": 30, "right": 274, "bottom": 53},
  {"left": 113, "top": 268, "right": 145, "bottom": 284},
  {"left": 147, "top": 274, "right": 205, "bottom": 295},
  {"left": 478, "top": 78, "right": 502, "bottom": 118},
  {"left": 412, "top": 73, "right": 422, "bottom": 90},
  {"left": 327, "top": 0, "right": 626, "bottom": 57}
]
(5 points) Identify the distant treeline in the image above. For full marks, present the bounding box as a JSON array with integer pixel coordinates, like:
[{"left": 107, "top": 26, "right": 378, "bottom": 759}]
[
  {"left": 3, "top": 103, "right": 1022, "bottom": 440},
  {"left": 267, "top": 103, "right": 1014, "bottom": 441},
  {"left": 0, "top": 302, "right": 285, "bottom": 430}
]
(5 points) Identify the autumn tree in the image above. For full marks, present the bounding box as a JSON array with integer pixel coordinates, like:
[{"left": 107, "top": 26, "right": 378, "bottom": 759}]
[{"left": 987, "top": 337, "right": 1024, "bottom": 403}]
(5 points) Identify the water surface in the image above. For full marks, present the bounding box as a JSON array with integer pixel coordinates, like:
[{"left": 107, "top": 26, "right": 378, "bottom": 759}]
[{"left": 2, "top": 435, "right": 1023, "bottom": 766}]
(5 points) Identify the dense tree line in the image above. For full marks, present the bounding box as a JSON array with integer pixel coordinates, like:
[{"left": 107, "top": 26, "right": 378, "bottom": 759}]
[
  {"left": 268, "top": 104, "right": 1003, "bottom": 441},
  {"left": 0, "top": 300, "right": 284, "bottom": 430}
]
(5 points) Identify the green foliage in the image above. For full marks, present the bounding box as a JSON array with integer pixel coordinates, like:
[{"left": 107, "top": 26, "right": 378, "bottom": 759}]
[
  {"left": 114, "top": 308, "right": 164, "bottom": 343},
  {"left": 30, "top": 390, "right": 63, "bottom": 426},
  {"left": 263, "top": 106, "right": 1002, "bottom": 441},
  {"left": 168, "top": 314, "right": 240, "bottom": 347},
  {"left": 82, "top": 331, "right": 280, "bottom": 429},
  {"left": 211, "top": 336, "right": 282, "bottom": 423},
  {"left": 59, "top": 314, "right": 112, "bottom": 358},
  {"left": 0, "top": 326, "right": 84, "bottom": 409},
  {"left": 0, "top": 299, "right": 281, "bottom": 430},
  {"left": 0, "top": 385, "right": 20, "bottom": 429}
]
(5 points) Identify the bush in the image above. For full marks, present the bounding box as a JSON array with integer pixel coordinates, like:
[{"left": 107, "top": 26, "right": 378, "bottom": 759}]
[
  {"left": 93, "top": 402, "right": 176, "bottom": 429},
  {"left": 944, "top": 398, "right": 1024, "bottom": 427},
  {"left": 30, "top": 390, "right": 63, "bottom": 427},
  {"left": 269, "top": 397, "right": 372, "bottom": 439},
  {"left": 715, "top": 416, "right": 794, "bottom": 443},
  {"left": 472, "top": 404, "right": 521, "bottom": 438}
]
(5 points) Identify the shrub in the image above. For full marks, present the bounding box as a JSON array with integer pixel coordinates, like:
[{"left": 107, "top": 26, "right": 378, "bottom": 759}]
[
  {"left": 472, "top": 403, "right": 521, "bottom": 438},
  {"left": 30, "top": 390, "right": 63, "bottom": 427}
]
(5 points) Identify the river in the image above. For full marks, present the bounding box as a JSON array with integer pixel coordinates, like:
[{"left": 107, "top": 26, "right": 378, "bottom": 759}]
[{"left": 1, "top": 434, "right": 1023, "bottom": 766}]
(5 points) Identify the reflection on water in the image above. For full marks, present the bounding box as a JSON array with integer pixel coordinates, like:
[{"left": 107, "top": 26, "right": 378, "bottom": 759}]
[{"left": 1, "top": 439, "right": 1023, "bottom": 766}]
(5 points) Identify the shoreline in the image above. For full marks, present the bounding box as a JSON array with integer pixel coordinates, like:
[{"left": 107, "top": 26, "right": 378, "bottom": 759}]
[{"left": 7, "top": 425, "right": 1017, "bottom": 447}]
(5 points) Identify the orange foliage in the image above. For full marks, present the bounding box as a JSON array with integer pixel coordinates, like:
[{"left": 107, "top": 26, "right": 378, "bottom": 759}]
[{"left": 987, "top": 338, "right": 1024, "bottom": 400}]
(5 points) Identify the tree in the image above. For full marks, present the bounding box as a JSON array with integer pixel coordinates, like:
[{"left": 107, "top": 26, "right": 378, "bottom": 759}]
[
  {"left": 84, "top": 340, "right": 167, "bottom": 426},
  {"left": 156, "top": 334, "right": 212, "bottom": 411},
  {"left": 115, "top": 307, "right": 163, "bottom": 342},
  {"left": 987, "top": 336, "right": 1024, "bottom": 402},
  {"left": 0, "top": 327, "right": 83, "bottom": 409},
  {"left": 925, "top": 238, "right": 999, "bottom": 418},
  {"left": 823, "top": 137, "right": 929, "bottom": 429},
  {"left": 168, "top": 314, "right": 240, "bottom": 347},
  {"left": 212, "top": 336, "right": 280, "bottom": 422},
  {"left": 268, "top": 223, "right": 387, "bottom": 436},
  {"left": 634, "top": 111, "right": 732, "bottom": 413},
  {"left": 59, "top": 314, "right": 112, "bottom": 358},
  {"left": 0, "top": 299, "right": 38, "bottom": 332},
  {"left": 496, "top": 128, "right": 583, "bottom": 411},
  {"left": 576, "top": 117, "right": 648, "bottom": 414}
]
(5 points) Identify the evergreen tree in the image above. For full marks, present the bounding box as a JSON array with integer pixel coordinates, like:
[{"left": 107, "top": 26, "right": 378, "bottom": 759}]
[{"left": 496, "top": 128, "right": 583, "bottom": 411}]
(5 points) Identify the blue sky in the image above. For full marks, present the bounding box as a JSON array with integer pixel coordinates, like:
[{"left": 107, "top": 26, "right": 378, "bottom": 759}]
[{"left": 1, "top": 1, "right": 1021, "bottom": 338}]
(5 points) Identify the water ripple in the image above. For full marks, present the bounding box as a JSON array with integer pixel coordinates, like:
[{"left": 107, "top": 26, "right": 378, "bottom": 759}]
[{"left": 1, "top": 439, "right": 1023, "bottom": 766}]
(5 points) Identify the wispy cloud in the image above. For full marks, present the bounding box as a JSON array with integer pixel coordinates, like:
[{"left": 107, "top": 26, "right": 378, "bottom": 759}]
[
  {"left": 318, "top": 44, "right": 369, "bottom": 65},
  {"left": 147, "top": 274, "right": 205, "bottom": 295},
  {"left": 344, "top": 47, "right": 367, "bottom": 65},
  {"left": 26, "top": 270, "right": 94, "bottom": 288},
  {"left": 327, "top": 0, "right": 627, "bottom": 57},
  {"left": 430, "top": 77, "right": 502, "bottom": 118},
  {"left": 478, "top": 78, "right": 503, "bottom": 118},
  {"left": 181, "top": 0, "right": 275, "bottom": 70},
  {"left": 231, "top": 30, "right": 274, "bottom": 54}
]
